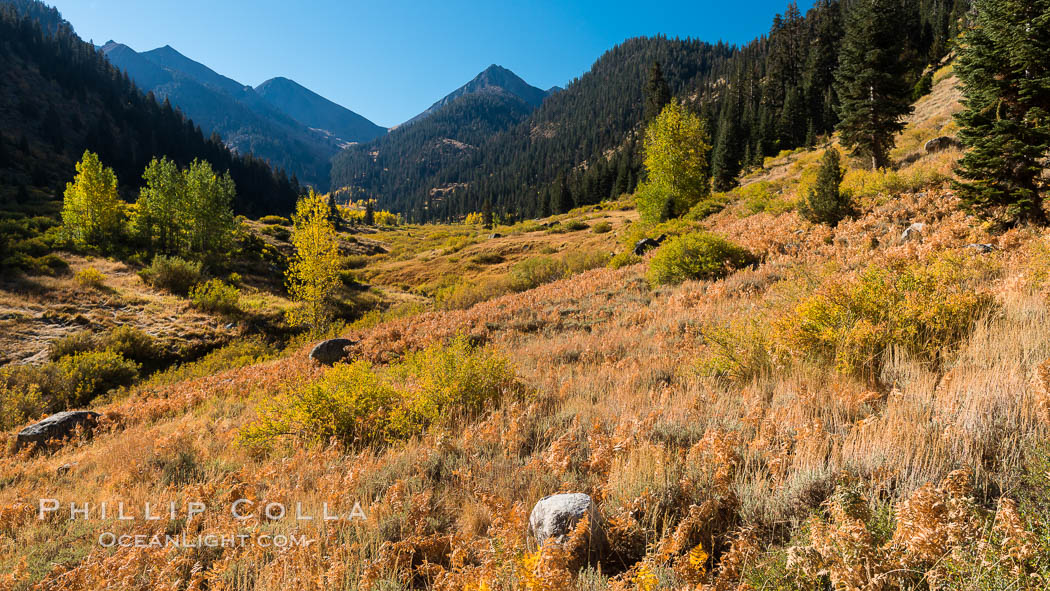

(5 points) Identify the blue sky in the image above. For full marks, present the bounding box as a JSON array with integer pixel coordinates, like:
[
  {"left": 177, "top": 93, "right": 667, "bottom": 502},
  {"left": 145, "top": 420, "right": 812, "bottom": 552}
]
[{"left": 56, "top": 0, "right": 812, "bottom": 127}]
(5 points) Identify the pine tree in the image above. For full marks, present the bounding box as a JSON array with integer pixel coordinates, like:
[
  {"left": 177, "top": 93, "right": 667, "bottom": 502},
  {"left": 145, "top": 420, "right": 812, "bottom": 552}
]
[
  {"left": 954, "top": 0, "right": 1050, "bottom": 225},
  {"left": 613, "top": 151, "right": 631, "bottom": 197},
  {"left": 834, "top": 0, "right": 914, "bottom": 169},
  {"left": 364, "top": 199, "right": 375, "bottom": 226},
  {"left": 327, "top": 192, "right": 341, "bottom": 230},
  {"left": 62, "top": 150, "right": 123, "bottom": 248},
  {"left": 550, "top": 172, "right": 572, "bottom": 214},
  {"left": 803, "top": 0, "right": 844, "bottom": 137},
  {"left": 482, "top": 199, "right": 494, "bottom": 228},
  {"left": 286, "top": 189, "right": 342, "bottom": 332},
  {"left": 643, "top": 61, "right": 672, "bottom": 123},
  {"left": 711, "top": 86, "right": 742, "bottom": 191},
  {"left": 800, "top": 147, "right": 852, "bottom": 226},
  {"left": 538, "top": 188, "right": 551, "bottom": 217}
]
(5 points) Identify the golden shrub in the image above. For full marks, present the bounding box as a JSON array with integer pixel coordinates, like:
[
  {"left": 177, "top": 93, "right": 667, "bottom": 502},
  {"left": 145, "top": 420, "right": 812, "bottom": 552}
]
[
  {"left": 241, "top": 337, "right": 521, "bottom": 449},
  {"left": 73, "top": 266, "right": 106, "bottom": 288},
  {"left": 775, "top": 253, "right": 998, "bottom": 376}
]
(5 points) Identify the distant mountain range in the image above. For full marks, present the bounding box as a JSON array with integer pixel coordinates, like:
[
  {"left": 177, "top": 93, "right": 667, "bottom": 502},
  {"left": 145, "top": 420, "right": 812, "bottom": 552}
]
[
  {"left": 100, "top": 42, "right": 385, "bottom": 188},
  {"left": 402, "top": 64, "right": 556, "bottom": 126},
  {"left": 333, "top": 37, "right": 735, "bottom": 218},
  {"left": 0, "top": 1, "right": 300, "bottom": 216},
  {"left": 332, "top": 65, "right": 559, "bottom": 206}
]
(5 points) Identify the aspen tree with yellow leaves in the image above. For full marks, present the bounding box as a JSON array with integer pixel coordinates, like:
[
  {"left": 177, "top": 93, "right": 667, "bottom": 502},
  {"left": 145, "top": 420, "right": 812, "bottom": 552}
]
[
  {"left": 62, "top": 150, "right": 124, "bottom": 248},
  {"left": 636, "top": 102, "right": 711, "bottom": 223},
  {"left": 286, "top": 189, "right": 342, "bottom": 331}
]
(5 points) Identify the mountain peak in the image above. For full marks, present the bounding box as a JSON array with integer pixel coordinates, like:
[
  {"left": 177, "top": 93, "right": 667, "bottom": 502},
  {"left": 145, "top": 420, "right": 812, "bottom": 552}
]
[
  {"left": 254, "top": 76, "right": 386, "bottom": 145},
  {"left": 404, "top": 64, "right": 550, "bottom": 126}
]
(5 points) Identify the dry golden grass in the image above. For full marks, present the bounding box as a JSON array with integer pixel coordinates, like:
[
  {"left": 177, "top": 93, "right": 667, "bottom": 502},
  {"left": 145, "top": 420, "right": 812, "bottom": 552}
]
[
  {"left": 359, "top": 208, "right": 635, "bottom": 297},
  {"left": 0, "top": 255, "right": 236, "bottom": 366}
]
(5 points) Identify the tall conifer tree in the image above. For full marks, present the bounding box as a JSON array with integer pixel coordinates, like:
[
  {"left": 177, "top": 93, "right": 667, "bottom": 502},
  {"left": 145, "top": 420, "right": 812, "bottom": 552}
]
[
  {"left": 954, "top": 0, "right": 1050, "bottom": 224},
  {"left": 833, "top": 0, "right": 914, "bottom": 169},
  {"left": 643, "top": 62, "right": 672, "bottom": 123}
]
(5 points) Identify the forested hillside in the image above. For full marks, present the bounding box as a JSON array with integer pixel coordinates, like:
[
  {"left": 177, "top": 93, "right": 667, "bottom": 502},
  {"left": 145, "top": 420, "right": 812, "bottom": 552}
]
[
  {"left": 332, "top": 36, "right": 734, "bottom": 219},
  {"left": 332, "top": 0, "right": 968, "bottom": 221},
  {"left": 0, "top": 2, "right": 301, "bottom": 216},
  {"left": 331, "top": 88, "right": 541, "bottom": 210}
]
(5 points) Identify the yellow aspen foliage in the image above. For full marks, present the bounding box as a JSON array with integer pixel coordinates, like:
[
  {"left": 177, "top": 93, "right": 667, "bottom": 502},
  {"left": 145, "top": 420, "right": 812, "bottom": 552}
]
[
  {"left": 62, "top": 150, "right": 124, "bottom": 247},
  {"left": 637, "top": 101, "right": 711, "bottom": 222},
  {"left": 286, "top": 189, "right": 342, "bottom": 331}
]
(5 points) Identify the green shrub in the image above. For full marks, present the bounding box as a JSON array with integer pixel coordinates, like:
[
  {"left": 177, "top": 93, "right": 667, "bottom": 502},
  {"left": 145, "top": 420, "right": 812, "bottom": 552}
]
[
  {"left": 608, "top": 251, "right": 643, "bottom": 269},
  {"left": 775, "top": 254, "right": 998, "bottom": 376},
  {"left": 25, "top": 253, "right": 69, "bottom": 276},
  {"left": 241, "top": 337, "right": 519, "bottom": 449},
  {"left": 244, "top": 360, "right": 400, "bottom": 448},
  {"left": 49, "top": 331, "right": 98, "bottom": 361},
  {"left": 55, "top": 350, "right": 139, "bottom": 407},
  {"left": 74, "top": 266, "right": 106, "bottom": 288},
  {"left": 344, "top": 255, "right": 369, "bottom": 269},
  {"left": 685, "top": 194, "right": 731, "bottom": 220},
  {"left": 510, "top": 256, "right": 566, "bottom": 291},
  {"left": 16, "top": 236, "right": 49, "bottom": 257},
  {"left": 563, "top": 220, "right": 589, "bottom": 232},
  {"left": 49, "top": 326, "right": 157, "bottom": 367},
  {"left": 391, "top": 337, "right": 518, "bottom": 429},
  {"left": 471, "top": 252, "right": 505, "bottom": 265},
  {"left": 100, "top": 326, "right": 158, "bottom": 366},
  {"left": 259, "top": 215, "right": 290, "bottom": 226},
  {"left": 592, "top": 221, "right": 613, "bottom": 234},
  {"left": 635, "top": 181, "right": 681, "bottom": 223},
  {"left": 189, "top": 279, "right": 240, "bottom": 315},
  {"left": 646, "top": 232, "right": 756, "bottom": 286},
  {"left": 261, "top": 225, "right": 291, "bottom": 241},
  {"left": 139, "top": 255, "right": 202, "bottom": 296},
  {"left": 736, "top": 181, "right": 795, "bottom": 216}
]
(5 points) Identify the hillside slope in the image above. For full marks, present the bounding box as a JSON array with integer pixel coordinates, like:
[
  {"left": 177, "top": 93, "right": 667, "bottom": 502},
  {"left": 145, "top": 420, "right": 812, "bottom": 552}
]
[
  {"left": 101, "top": 43, "right": 383, "bottom": 189},
  {"left": 100, "top": 42, "right": 336, "bottom": 188},
  {"left": 331, "top": 90, "right": 539, "bottom": 213},
  {"left": 5, "top": 69, "right": 1049, "bottom": 589}
]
